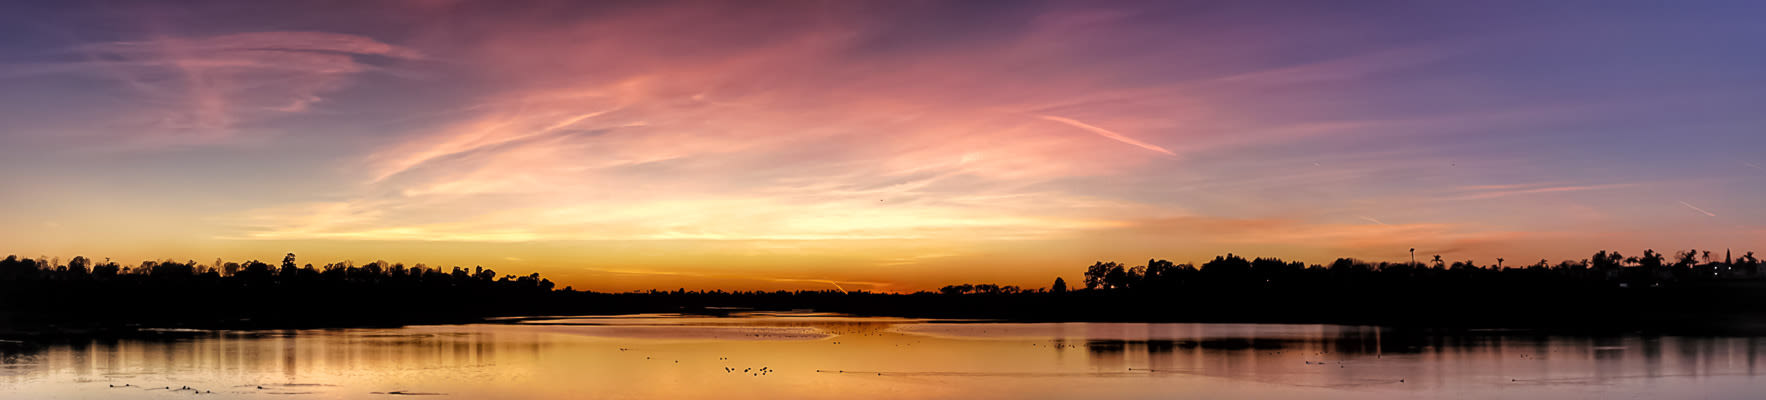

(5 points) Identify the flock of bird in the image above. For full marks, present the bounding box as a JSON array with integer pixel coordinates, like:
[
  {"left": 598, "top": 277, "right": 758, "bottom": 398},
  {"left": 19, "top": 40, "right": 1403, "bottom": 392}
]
[
  {"left": 106, "top": 382, "right": 443, "bottom": 396},
  {"left": 631, "top": 349, "right": 782, "bottom": 377},
  {"left": 106, "top": 382, "right": 348, "bottom": 395},
  {"left": 106, "top": 383, "right": 232, "bottom": 395},
  {"left": 724, "top": 366, "right": 774, "bottom": 376}
]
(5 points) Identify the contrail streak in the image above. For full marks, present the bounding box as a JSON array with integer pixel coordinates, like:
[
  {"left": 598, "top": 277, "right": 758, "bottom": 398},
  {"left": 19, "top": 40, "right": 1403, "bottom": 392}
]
[
  {"left": 765, "top": 277, "right": 855, "bottom": 294},
  {"left": 1037, "top": 115, "right": 1176, "bottom": 156},
  {"left": 1678, "top": 201, "right": 1716, "bottom": 217}
]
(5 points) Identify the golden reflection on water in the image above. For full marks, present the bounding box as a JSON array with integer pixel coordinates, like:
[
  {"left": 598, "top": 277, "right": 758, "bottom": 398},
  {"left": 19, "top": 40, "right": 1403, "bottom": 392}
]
[{"left": 2, "top": 313, "right": 1764, "bottom": 399}]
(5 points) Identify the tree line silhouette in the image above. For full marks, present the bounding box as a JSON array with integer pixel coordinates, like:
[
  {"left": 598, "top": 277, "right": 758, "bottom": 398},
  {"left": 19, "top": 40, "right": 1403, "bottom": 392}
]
[
  {"left": 913, "top": 249, "right": 1766, "bottom": 334},
  {"left": 0, "top": 253, "right": 557, "bottom": 290},
  {"left": 0, "top": 253, "right": 561, "bottom": 332},
  {"left": 7, "top": 248, "right": 1766, "bottom": 335},
  {"left": 928, "top": 249, "right": 1763, "bottom": 296},
  {"left": 1065, "top": 248, "right": 1764, "bottom": 292}
]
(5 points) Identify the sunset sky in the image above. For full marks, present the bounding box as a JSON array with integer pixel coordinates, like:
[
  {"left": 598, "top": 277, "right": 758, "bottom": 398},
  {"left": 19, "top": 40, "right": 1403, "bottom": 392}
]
[{"left": 2, "top": 0, "right": 1764, "bottom": 292}]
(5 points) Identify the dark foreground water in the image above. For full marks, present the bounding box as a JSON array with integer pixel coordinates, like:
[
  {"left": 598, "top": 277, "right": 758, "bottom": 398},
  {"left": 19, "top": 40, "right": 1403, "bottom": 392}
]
[{"left": 3, "top": 313, "right": 1764, "bottom": 399}]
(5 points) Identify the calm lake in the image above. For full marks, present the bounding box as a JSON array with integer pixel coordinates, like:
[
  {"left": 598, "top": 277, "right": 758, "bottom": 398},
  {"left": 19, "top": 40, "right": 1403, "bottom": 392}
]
[{"left": 2, "top": 312, "right": 1763, "bottom": 399}]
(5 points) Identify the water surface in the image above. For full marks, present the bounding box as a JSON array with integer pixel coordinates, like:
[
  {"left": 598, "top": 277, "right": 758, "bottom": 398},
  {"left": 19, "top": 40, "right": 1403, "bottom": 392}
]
[{"left": 3, "top": 312, "right": 1763, "bottom": 399}]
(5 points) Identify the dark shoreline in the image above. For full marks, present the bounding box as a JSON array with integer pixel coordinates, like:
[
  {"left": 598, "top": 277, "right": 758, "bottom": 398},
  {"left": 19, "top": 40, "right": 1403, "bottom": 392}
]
[{"left": 9, "top": 283, "right": 1766, "bottom": 340}]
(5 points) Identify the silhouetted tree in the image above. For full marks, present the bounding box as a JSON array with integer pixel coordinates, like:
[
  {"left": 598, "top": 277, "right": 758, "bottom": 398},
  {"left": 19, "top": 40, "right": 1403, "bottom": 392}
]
[
  {"left": 940, "top": 284, "right": 974, "bottom": 295},
  {"left": 1051, "top": 277, "right": 1068, "bottom": 294},
  {"left": 239, "top": 260, "right": 275, "bottom": 282},
  {"left": 1084, "top": 261, "right": 1123, "bottom": 290},
  {"left": 92, "top": 260, "right": 119, "bottom": 279},
  {"left": 1738, "top": 252, "right": 1761, "bottom": 276},
  {"left": 1592, "top": 250, "right": 1623, "bottom": 271},
  {"left": 150, "top": 260, "right": 195, "bottom": 279},
  {"left": 1638, "top": 250, "right": 1665, "bottom": 269},
  {"left": 1201, "top": 254, "right": 1252, "bottom": 281},
  {"left": 1675, "top": 249, "right": 1699, "bottom": 269},
  {"left": 66, "top": 256, "right": 90, "bottom": 279},
  {"left": 1102, "top": 263, "right": 1132, "bottom": 290},
  {"left": 279, "top": 253, "right": 300, "bottom": 280},
  {"left": 0, "top": 256, "right": 35, "bottom": 281}
]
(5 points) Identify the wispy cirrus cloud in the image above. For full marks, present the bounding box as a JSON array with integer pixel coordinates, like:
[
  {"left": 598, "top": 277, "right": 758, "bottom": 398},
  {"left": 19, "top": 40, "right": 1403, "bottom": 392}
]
[
  {"left": 32, "top": 31, "right": 422, "bottom": 147},
  {"left": 1444, "top": 183, "right": 1637, "bottom": 201}
]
